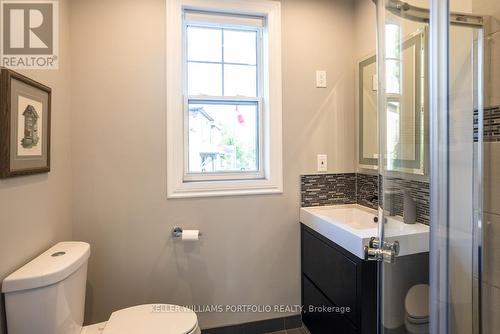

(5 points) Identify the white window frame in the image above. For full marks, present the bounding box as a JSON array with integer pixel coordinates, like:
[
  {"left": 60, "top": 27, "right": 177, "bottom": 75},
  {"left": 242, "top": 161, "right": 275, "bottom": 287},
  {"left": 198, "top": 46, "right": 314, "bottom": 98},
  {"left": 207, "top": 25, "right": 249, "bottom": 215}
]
[
  {"left": 183, "top": 17, "right": 264, "bottom": 182},
  {"left": 167, "top": 0, "right": 283, "bottom": 198}
]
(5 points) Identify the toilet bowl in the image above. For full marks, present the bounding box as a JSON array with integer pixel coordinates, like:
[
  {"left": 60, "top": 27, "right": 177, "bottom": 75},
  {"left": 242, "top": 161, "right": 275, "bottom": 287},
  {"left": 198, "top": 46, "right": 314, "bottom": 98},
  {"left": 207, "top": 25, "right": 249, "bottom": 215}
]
[
  {"left": 404, "top": 284, "right": 429, "bottom": 334},
  {"left": 2, "top": 242, "right": 201, "bottom": 334},
  {"left": 81, "top": 305, "right": 201, "bottom": 334}
]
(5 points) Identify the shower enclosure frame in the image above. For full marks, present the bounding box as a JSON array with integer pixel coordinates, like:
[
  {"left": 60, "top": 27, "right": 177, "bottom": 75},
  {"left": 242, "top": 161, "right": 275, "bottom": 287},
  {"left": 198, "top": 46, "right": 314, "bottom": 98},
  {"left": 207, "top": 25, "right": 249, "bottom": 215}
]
[
  {"left": 373, "top": 0, "right": 485, "bottom": 333},
  {"left": 428, "top": 2, "right": 485, "bottom": 333}
]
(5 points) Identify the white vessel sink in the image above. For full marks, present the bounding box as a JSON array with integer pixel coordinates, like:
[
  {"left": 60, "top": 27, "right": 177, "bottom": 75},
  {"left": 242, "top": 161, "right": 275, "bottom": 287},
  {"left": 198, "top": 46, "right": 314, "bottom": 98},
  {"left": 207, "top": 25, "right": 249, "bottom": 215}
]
[{"left": 300, "top": 204, "right": 429, "bottom": 259}]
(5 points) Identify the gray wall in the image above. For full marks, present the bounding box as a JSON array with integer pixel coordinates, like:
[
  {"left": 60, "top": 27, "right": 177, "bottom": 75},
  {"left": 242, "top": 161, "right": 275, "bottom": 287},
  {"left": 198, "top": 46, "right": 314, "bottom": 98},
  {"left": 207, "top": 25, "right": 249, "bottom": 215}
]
[
  {"left": 0, "top": 1, "right": 72, "bottom": 334},
  {"left": 69, "top": 0, "right": 356, "bottom": 329}
]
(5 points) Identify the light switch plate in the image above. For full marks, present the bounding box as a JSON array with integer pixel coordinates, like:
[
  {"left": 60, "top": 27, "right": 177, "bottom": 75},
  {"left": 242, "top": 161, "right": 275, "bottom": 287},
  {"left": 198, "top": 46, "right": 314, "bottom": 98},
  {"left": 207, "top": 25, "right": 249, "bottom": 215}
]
[
  {"left": 317, "top": 154, "right": 328, "bottom": 172},
  {"left": 316, "top": 70, "right": 327, "bottom": 88}
]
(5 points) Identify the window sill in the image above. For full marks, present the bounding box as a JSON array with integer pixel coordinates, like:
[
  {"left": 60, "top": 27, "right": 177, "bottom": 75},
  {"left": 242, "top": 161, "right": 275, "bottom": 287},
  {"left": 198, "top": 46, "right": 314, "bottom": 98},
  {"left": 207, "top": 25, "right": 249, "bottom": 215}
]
[{"left": 167, "top": 179, "right": 283, "bottom": 198}]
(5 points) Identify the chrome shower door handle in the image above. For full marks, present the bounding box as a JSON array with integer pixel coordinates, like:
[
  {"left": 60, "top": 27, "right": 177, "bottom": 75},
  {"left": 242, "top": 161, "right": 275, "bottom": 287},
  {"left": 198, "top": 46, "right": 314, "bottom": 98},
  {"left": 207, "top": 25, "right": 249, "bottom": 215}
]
[{"left": 364, "top": 237, "right": 400, "bottom": 263}]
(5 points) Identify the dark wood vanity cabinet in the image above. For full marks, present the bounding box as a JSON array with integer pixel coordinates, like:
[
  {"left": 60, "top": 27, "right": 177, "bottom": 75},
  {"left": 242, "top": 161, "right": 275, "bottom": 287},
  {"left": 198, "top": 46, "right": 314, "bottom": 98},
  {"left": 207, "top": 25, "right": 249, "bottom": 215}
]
[{"left": 301, "top": 224, "right": 377, "bottom": 334}]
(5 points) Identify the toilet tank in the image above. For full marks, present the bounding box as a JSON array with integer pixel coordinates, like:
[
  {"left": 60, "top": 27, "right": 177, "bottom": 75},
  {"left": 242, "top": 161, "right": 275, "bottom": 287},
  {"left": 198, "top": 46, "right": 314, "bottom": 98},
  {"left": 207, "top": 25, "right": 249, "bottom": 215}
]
[{"left": 2, "top": 242, "right": 91, "bottom": 334}]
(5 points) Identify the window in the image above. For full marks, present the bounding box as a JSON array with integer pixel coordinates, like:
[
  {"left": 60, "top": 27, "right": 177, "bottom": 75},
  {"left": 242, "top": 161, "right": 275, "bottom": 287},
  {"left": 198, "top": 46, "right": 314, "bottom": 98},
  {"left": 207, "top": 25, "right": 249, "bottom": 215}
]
[
  {"left": 185, "top": 13, "right": 262, "bottom": 179},
  {"left": 167, "top": 0, "right": 282, "bottom": 198}
]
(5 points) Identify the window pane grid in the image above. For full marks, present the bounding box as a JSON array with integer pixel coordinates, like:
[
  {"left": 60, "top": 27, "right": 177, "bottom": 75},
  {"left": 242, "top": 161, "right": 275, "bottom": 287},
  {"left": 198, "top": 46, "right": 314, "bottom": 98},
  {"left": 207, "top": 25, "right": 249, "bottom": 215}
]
[
  {"left": 184, "top": 17, "right": 263, "bottom": 180},
  {"left": 186, "top": 24, "right": 259, "bottom": 97},
  {"left": 187, "top": 59, "right": 257, "bottom": 66}
]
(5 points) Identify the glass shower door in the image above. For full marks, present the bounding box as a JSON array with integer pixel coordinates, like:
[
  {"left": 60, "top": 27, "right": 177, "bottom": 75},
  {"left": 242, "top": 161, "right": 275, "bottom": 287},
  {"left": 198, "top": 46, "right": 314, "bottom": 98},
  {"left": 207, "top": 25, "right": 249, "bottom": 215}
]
[{"left": 370, "top": 0, "right": 484, "bottom": 333}]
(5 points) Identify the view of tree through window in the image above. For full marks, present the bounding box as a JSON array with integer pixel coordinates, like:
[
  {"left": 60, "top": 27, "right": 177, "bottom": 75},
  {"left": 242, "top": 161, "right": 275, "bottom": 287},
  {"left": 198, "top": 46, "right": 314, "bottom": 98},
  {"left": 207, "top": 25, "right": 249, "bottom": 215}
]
[{"left": 188, "top": 103, "right": 258, "bottom": 173}]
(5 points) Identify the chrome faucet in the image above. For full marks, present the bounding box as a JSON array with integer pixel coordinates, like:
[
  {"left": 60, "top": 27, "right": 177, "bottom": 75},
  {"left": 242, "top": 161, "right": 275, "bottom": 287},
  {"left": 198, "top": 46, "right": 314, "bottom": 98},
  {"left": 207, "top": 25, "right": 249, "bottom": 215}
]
[{"left": 367, "top": 194, "right": 379, "bottom": 205}]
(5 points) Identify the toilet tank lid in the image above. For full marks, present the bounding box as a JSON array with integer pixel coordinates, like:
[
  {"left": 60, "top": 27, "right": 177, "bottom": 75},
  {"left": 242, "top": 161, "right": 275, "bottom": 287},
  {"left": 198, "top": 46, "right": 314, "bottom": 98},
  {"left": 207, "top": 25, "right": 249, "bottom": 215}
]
[{"left": 2, "top": 241, "right": 90, "bottom": 293}]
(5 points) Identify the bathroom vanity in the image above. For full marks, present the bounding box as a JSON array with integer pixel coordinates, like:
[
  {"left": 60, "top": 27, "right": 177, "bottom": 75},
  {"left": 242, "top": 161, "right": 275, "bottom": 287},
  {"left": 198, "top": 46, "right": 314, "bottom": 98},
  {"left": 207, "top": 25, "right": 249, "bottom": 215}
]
[
  {"left": 300, "top": 205, "right": 430, "bottom": 334},
  {"left": 301, "top": 224, "right": 377, "bottom": 334}
]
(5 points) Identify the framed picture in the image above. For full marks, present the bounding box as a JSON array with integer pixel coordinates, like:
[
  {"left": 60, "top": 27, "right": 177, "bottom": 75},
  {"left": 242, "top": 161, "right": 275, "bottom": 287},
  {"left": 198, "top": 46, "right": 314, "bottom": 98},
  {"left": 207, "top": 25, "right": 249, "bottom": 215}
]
[{"left": 0, "top": 68, "right": 51, "bottom": 178}]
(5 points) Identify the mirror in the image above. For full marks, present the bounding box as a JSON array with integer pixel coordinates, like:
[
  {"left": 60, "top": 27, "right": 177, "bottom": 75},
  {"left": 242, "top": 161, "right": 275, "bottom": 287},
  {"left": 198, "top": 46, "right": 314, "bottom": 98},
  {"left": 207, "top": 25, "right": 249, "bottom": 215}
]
[{"left": 358, "top": 28, "right": 428, "bottom": 175}]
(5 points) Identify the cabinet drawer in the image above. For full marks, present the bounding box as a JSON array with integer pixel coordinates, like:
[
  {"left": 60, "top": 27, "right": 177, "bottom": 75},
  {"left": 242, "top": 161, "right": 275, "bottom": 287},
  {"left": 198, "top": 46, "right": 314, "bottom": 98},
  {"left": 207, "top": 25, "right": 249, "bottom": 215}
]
[
  {"left": 302, "top": 229, "right": 358, "bottom": 323},
  {"left": 302, "top": 275, "right": 359, "bottom": 334}
]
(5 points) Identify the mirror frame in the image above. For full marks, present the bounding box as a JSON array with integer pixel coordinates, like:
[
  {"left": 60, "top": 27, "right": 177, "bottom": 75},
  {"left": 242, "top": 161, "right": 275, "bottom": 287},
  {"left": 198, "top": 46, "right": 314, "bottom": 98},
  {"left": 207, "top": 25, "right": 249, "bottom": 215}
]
[
  {"left": 357, "top": 28, "right": 429, "bottom": 175},
  {"left": 358, "top": 54, "right": 378, "bottom": 169}
]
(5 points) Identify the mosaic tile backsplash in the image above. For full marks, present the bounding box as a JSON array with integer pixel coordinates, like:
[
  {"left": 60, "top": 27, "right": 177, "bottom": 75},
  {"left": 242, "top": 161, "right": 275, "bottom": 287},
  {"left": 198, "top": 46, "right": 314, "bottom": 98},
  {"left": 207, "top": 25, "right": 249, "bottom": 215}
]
[
  {"left": 301, "top": 173, "right": 431, "bottom": 225},
  {"left": 474, "top": 105, "right": 500, "bottom": 142},
  {"left": 356, "top": 173, "right": 379, "bottom": 210},
  {"left": 300, "top": 174, "right": 356, "bottom": 207},
  {"left": 382, "top": 177, "right": 430, "bottom": 225}
]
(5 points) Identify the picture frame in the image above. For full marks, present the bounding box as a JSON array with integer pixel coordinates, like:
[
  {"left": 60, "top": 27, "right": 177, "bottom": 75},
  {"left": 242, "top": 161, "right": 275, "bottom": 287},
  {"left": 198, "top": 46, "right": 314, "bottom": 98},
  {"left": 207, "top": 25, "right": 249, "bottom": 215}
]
[{"left": 0, "top": 68, "right": 52, "bottom": 178}]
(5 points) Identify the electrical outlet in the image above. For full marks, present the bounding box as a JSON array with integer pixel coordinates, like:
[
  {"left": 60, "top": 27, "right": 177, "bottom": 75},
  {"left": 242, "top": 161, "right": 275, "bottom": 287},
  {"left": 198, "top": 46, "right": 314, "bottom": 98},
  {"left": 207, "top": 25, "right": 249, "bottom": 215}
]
[
  {"left": 316, "top": 70, "right": 327, "bottom": 88},
  {"left": 317, "top": 154, "right": 328, "bottom": 172}
]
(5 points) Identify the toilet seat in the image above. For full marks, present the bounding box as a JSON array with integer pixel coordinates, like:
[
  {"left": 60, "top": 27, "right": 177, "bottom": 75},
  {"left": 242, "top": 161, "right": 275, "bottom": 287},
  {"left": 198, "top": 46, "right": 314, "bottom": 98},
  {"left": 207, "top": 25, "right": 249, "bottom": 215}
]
[
  {"left": 405, "top": 317, "right": 429, "bottom": 334},
  {"left": 100, "top": 304, "right": 199, "bottom": 334},
  {"left": 405, "top": 284, "right": 429, "bottom": 325},
  {"left": 407, "top": 314, "right": 429, "bottom": 325}
]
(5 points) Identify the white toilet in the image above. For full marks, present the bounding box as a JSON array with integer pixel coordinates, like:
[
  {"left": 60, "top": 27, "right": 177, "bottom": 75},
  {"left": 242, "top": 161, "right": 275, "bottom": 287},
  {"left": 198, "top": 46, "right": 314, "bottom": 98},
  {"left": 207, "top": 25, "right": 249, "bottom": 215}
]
[
  {"left": 404, "top": 284, "right": 429, "bottom": 334},
  {"left": 1, "top": 242, "right": 201, "bottom": 334}
]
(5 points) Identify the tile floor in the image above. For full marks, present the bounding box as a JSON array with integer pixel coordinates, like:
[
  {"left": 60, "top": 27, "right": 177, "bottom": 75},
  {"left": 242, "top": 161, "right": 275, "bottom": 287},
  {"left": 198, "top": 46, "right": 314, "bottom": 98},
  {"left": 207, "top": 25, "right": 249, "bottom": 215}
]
[{"left": 268, "top": 326, "right": 309, "bottom": 334}]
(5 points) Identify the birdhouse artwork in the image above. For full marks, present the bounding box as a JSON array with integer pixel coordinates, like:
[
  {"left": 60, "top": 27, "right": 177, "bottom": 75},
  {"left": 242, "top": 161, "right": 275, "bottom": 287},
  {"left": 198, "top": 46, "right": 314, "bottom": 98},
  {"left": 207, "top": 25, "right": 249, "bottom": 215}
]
[
  {"left": 0, "top": 68, "right": 51, "bottom": 178},
  {"left": 21, "top": 105, "right": 40, "bottom": 149}
]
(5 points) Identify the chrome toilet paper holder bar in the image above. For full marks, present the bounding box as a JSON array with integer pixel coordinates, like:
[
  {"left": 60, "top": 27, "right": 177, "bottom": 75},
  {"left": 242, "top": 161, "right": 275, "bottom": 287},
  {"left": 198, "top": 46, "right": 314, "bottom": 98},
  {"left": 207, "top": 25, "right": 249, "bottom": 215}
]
[{"left": 172, "top": 226, "right": 202, "bottom": 238}]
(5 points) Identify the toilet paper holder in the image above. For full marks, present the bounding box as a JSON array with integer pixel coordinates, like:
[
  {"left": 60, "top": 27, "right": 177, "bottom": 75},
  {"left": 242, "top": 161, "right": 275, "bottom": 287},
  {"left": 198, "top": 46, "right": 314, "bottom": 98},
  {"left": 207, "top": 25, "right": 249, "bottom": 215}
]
[{"left": 172, "top": 226, "right": 202, "bottom": 238}]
